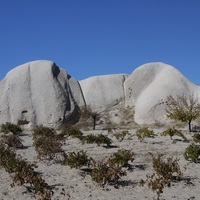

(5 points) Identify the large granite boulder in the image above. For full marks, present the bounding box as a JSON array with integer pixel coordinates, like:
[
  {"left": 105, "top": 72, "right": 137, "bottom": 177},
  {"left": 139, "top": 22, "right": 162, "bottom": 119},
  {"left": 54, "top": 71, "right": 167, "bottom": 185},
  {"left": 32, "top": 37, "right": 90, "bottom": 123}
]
[
  {"left": 79, "top": 74, "right": 128, "bottom": 111},
  {"left": 0, "top": 60, "right": 85, "bottom": 129},
  {"left": 124, "top": 62, "right": 200, "bottom": 124}
]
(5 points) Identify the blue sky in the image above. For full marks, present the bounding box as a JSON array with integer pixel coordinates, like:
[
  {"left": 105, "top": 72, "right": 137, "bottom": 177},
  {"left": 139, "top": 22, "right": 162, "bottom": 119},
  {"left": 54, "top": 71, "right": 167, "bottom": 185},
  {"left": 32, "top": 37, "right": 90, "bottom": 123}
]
[{"left": 0, "top": 0, "right": 200, "bottom": 85}]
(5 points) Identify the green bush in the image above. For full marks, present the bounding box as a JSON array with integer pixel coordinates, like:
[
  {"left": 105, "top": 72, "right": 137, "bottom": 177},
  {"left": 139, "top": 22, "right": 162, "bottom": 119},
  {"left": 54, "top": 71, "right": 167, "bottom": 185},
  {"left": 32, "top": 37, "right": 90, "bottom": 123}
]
[
  {"left": 135, "top": 127, "right": 156, "bottom": 141},
  {"left": 114, "top": 130, "right": 130, "bottom": 142},
  {"left": 161, "top": 127, "right": 188, "bottom": 141},
  {"left": 184, "top": 143, "right": 200, "bottom": 163},
  {"left": 83, "top": 134, "right": 112, "bottom": 147},
  {"left": 192, "top": 133, "right": 200, "bottom": 143},
  {"left": 64, "top": 150, "right": 91, "bottom": 169},
  {"left": 33, "top": 126, "right": 64, "bottom": 160},
  {"left": 60, "top": 125, "right": 83, "bottom": 140},
  {"left": 0, "top": 122, "right": 22, "bottom": 135},
  {"left": 108, "top": 149, "right": 134, "bottom": 167},
  {"left": 33, "top": 126, "right": 56, "bottom": 139}
]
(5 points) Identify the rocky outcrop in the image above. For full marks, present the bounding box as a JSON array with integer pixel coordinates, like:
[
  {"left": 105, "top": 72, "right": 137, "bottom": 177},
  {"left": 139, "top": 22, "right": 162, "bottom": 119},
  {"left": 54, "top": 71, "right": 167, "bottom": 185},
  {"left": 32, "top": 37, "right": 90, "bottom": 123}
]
[
  {"left": 79, "top": 74, "right": 128, "bottom": 111},
  {"left": 79, "top": 62, "right": 200, "bottom": 125},
  {"left": 1, "top": 61, "right": 199, "bottom": 129},
  {"left": 0, "top": 60, "right": 85, "bottom": 129},
  {"left": 124, "top": 62, "right": 200, "bottom": 124}
]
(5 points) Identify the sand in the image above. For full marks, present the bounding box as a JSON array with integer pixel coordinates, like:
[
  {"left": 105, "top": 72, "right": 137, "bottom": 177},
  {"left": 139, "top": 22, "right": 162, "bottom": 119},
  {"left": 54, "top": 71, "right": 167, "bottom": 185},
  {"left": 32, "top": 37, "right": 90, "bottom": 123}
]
[{"left": 0, "top": 128, "right": 199, "bottom": 200}]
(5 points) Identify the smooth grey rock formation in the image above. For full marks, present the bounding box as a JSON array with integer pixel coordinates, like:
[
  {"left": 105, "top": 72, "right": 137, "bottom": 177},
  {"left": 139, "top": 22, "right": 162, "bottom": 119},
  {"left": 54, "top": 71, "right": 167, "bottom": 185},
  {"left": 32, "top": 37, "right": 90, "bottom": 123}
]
[
  {"left": 1, "top": 60, "right": 200, "bottom": 129},
  {"left": 79, "top": 74, "right": 128, "bottom": 111},
  {"left": 0, "top": 60, "right": 85, "bottom": 129},
  {"left": 124, "top": 62, "right": 200, "bottom": 124}
]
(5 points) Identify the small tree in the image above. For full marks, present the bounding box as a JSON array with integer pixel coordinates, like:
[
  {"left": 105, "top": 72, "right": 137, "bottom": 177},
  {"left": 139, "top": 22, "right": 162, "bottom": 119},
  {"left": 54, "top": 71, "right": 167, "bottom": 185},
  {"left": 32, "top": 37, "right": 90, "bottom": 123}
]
[
  {"left": 165, "top": 94, "right": 200, "bottom": 132},
  {"left": 80, "top": 106, "right": 101, "bottom": 130}
]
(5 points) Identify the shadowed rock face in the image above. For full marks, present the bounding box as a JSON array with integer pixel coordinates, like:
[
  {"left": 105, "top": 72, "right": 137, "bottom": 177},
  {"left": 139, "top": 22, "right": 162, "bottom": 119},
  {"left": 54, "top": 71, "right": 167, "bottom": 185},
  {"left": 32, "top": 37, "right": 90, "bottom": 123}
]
[{"left": 0, "top": 60, "right": 85, "bottom": 129}]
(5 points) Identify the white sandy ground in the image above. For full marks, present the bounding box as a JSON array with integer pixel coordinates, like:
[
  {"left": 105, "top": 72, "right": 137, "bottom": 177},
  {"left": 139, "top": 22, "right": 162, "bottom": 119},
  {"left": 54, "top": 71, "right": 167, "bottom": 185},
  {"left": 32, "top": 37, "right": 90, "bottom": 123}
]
[{"left": 0, "top": 128, "right": 199, "bottom": 200}]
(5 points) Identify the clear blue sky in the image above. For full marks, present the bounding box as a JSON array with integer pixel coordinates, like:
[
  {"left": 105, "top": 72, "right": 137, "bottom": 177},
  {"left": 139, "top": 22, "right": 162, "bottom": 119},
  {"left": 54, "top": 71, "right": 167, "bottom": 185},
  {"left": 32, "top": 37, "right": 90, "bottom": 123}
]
[{"left": 1, "top": 0, "right": 200, "bottom": 85}]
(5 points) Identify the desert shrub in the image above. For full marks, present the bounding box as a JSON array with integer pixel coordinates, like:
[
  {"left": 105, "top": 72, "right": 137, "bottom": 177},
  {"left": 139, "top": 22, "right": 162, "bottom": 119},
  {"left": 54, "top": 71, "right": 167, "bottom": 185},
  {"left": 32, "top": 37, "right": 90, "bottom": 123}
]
[
  {"left": 108, "top": 149, "right": 134, "bottom": 167},
  {"left": 135, "top": 127, "right": 156, "bottom": 142},
  {"left": 0, "top": 134, "right": 24, "bottom": 149},
  {"left": 192, "top": 133, "right": 200, "bottom": 143},
  {"left": 83, "top": 134, "right": 112, "bottom": 147},
  {"left": 151, "top": 154, "right": 182, "bottom": 182},
  {"left": 60, "top": 125, "right": 84, "bottom": 140},
  {"left": 184, "top": 143, "right": 200, "bottom": 163},
  {"left": 141, "top": 154, "right": 182, "bottom": 200},
  {"left": 0, "top": 143, "right": 53, "bottom": 199},
  {"left": 0, "top": 122, "right": 22, "bottom": 135},
  {"left": 64, "top": 150, "right": 91, "bottom": 169},
  {"left": 140, "top": 174, "right": 165, "bottom": 200},
  {"left": 90, "top": 160, "right": 126, "bottom": 186},
  {"left": 114, "top": 130, "right": 130, "bottom": 142},
  {"left": 33, "top": 126, "right": 56, "bottom": 139},
  {"left": 161, "top": 127, "right": 188, "bottom": 141},
  {"left": 33, "top": 126, "right": 64, "bottom": 160}
]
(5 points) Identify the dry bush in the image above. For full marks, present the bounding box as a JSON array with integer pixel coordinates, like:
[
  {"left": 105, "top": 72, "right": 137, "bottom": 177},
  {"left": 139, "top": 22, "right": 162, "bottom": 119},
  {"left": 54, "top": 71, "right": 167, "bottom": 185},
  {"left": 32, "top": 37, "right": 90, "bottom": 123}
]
[
  {"left": 0, "top": 134, "right": 24, "bottom": 149},
  {"left": 90, "top": 159, "right": 127, "bottom": 187},
  {"left": 0, "top": 143, "right": 53, "bottom": 199},
  {"left": 141, "top": 154, "right": 182, "bottom": 200}
]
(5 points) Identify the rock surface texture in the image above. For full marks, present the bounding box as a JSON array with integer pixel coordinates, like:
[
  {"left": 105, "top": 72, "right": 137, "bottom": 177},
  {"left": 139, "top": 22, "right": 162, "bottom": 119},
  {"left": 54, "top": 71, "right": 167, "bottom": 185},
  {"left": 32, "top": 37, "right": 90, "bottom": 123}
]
[
  {"left": 79, "top": 74, "right": 128, "bottom": 111},
  {"left": 0, "top": 60, "right": 84, "bottom": 129},
  {"left": 124, "top": 62, "right": 200, "bottom": 124},
  {"left": 79, "top": 62, "right": 200, "bottom": 125},
  {"left": 0, "top": 61, "right": 199, "bottom": 128}
]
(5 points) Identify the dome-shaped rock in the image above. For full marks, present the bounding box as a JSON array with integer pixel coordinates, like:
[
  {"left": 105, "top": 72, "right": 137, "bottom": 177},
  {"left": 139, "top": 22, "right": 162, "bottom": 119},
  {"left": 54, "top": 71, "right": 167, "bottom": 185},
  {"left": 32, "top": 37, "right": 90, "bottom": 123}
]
[
  {"left": 124, "top": 62, "right": 200, "bottom": 124},
  {"left": 0, "top": 60, "right": 85, "bottom": 129}
]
